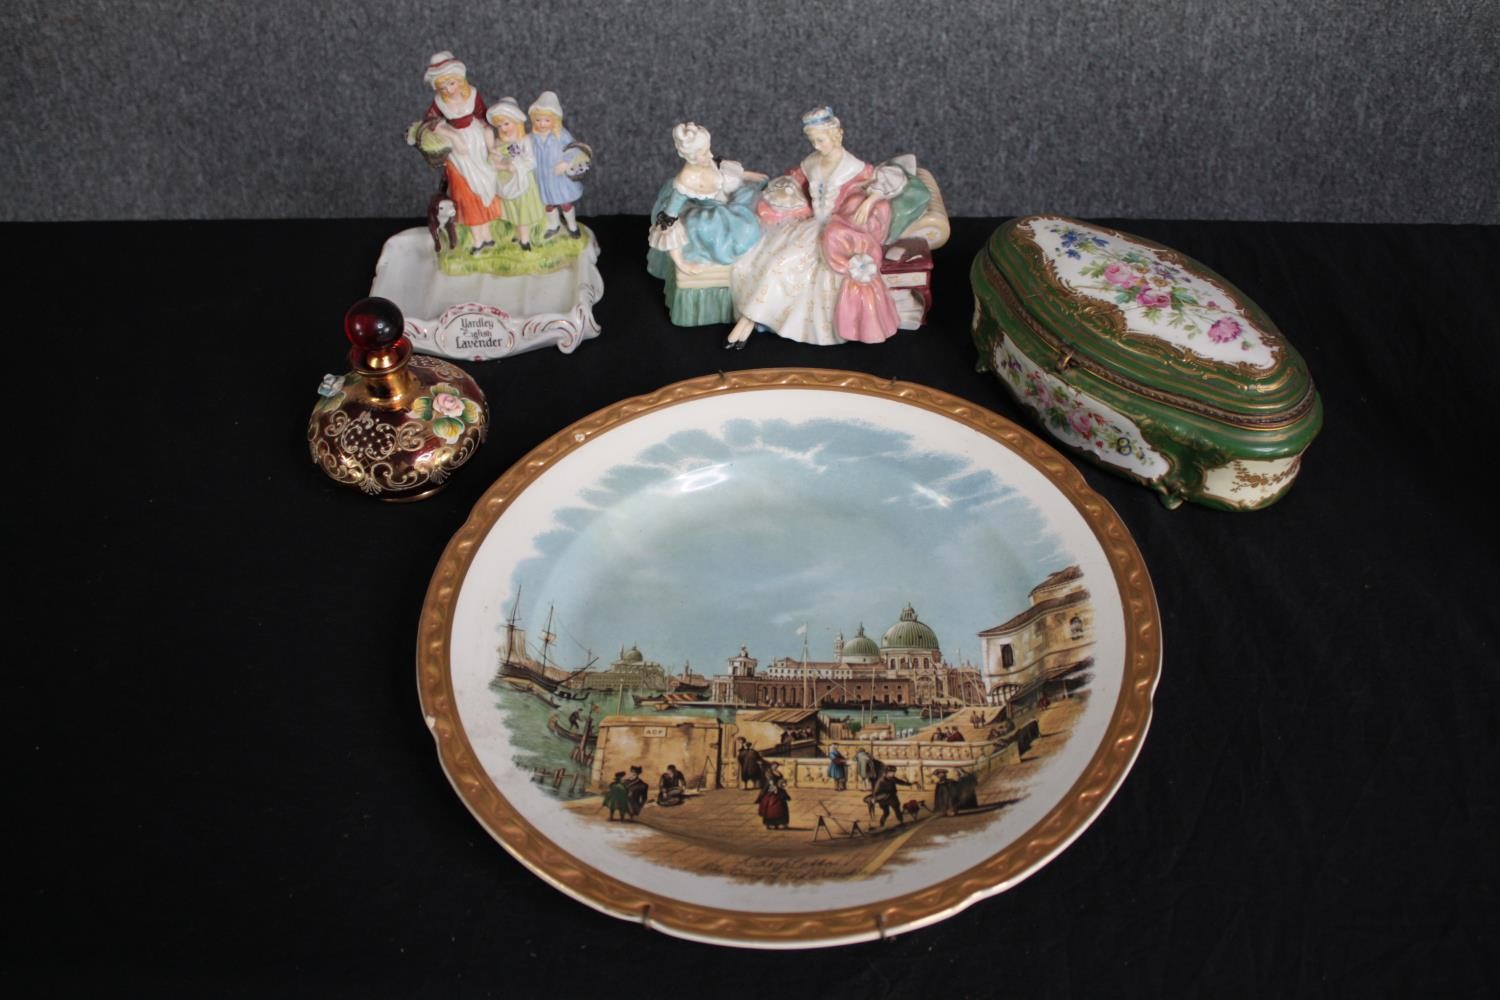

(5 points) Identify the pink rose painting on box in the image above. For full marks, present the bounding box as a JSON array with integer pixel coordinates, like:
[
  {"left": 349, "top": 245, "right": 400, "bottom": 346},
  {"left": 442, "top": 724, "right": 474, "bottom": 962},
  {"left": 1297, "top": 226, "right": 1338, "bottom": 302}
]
[
  {"left": 1138, "top": 288, "right": 1171, "bottom": 310},
  {"left": 1208, "top": 317, "right": 1243, "bottom": 343},
  {"left": 1042, "top": 222, "right": 1270, "bottom": 359},
  {"left": 1067, "top": 407, "right": 1098, "bottom": 438},
  {"left": 997, "top": 340, "right": 1159, "bottom": 472},
  {"left": 1104, "top": 262, "right": 1140, "bottom": 289}
]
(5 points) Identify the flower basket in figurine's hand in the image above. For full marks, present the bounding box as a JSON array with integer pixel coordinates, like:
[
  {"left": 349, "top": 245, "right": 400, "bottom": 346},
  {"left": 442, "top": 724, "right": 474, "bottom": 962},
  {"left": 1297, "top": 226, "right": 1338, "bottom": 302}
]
[
  {"left": 408, "top": 120, "right": 453, "bottom": 168},
  {"left": 563, "top": 141, "right": 593, "bottom": 178}
]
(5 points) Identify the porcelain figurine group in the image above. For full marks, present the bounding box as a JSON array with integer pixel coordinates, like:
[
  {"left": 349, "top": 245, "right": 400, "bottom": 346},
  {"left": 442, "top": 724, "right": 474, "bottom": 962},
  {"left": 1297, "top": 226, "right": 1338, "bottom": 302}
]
[
  {"left": 407, "top": 51, "right": 592, "bottom": 275},
  {"left": 326, "top": 52, "right": 1315, "bottom": 512},
  {"left": 647, "top": 107, "right": 948, "bottom": 348},
  {"left": 401, "top": 50, "right": 945, "bottom": 344}
]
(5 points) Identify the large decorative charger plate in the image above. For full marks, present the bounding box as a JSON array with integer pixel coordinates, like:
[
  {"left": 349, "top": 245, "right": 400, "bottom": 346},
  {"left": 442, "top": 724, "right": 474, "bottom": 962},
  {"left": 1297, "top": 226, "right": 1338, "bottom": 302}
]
[{"left": 418, "top": 369, "right": 1160, "bottom": 947}]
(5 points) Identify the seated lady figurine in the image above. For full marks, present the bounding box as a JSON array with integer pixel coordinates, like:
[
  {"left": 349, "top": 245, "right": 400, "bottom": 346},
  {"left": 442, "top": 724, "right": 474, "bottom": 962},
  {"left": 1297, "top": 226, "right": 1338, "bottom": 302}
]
[
  {"left": 645, "top": 124, "right": 767, "bottom": 326},
  {"left": 648, "top": 123, "right": 767, "bottom": 274},
  {"left": 725, "top": 107, "right": 919, "bottom": 348}
]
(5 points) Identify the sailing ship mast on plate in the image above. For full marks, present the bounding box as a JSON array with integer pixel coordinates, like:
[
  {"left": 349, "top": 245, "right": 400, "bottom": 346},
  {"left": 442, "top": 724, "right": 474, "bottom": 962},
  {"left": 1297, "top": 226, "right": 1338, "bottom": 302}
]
[
  {"left": 538, "top": 604, "right": 557, "bottom": 672},
  {"left": 501, "top": 583, "right": 523, "bottom": 664},
  {"left": 494, "top": 587, "right": 583, "bottom": 695},
  {"left": 801, "top": 624, "right": 810, "bottom": 709}
]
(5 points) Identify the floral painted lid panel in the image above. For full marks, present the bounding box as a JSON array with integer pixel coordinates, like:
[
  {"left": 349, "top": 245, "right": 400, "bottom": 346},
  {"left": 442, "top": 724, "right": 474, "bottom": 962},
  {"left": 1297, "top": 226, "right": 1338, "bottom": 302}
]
[{"left": 1023, "top": 216, "right": 1282, "bottom": 372}]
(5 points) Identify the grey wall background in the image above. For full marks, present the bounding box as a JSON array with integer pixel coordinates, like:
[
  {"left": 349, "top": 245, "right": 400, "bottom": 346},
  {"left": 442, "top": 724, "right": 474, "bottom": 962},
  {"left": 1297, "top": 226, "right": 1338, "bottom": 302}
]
[{"left": 3, "top": 0, "right": 1497, "bottom": 223}]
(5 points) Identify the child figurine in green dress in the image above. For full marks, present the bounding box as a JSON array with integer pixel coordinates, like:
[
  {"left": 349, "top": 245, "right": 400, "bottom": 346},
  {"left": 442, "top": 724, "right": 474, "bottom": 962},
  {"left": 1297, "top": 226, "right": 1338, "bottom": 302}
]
[{"left": 486, "top": 98, "right": 546, "bottom": 252}]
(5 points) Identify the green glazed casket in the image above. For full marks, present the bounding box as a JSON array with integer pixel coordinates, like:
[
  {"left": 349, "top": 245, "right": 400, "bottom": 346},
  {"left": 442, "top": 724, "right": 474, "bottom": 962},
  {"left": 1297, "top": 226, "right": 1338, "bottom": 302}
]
[{"left": 971, "top": 215, "right": 1322, "bottom": 511}]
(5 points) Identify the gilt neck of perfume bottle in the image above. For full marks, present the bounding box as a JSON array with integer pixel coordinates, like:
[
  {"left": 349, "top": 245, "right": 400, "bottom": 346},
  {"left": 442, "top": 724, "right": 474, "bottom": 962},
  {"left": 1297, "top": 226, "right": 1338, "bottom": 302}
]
[{"left": 349, "top": 338, "right": 421, "bottom": 408}]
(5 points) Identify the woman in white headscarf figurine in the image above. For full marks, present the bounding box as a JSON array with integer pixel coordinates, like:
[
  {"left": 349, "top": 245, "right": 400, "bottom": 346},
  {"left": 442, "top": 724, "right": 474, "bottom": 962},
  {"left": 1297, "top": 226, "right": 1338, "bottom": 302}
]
[
  {"left": 486, "top": 98, "right": 546, "bottom": 252},
  {"left": 726, "top": 107, "right": 908, "bottom": 348},
  {"left": 406, "top": 52, "right": 504, "bottom": 255},
  {"left": 647, "top": 123, "right": 767, "bottom": 276},
  {"left": 528, "top": 92, "right": 591, "bottom": 240}
]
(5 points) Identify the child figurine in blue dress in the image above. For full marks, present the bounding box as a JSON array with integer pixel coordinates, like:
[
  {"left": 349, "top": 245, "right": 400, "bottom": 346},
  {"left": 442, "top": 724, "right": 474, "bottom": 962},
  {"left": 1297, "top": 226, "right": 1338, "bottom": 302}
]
[{"left": 527, "top": 92, "right": 590, "bottom": 239}]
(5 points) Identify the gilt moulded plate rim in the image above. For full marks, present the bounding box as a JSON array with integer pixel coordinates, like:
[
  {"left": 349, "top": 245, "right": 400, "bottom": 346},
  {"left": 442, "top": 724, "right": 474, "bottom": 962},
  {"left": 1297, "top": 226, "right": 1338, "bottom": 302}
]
[{"left": 416, "top": 367, "right": 1162, "bottom": 948}]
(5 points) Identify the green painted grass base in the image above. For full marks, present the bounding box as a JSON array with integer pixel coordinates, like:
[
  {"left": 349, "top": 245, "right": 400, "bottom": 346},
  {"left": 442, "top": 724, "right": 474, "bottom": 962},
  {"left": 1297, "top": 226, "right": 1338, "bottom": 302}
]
[{"left": 438, "top": 225, "right": 590, "bottom": 278}]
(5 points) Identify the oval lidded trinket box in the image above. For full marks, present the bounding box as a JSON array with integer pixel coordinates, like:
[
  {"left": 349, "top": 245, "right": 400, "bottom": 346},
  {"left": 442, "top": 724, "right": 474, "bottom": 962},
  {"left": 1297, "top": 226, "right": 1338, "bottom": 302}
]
[{"left": 971, "top": 215, "right": 1322, "bottom": 510}]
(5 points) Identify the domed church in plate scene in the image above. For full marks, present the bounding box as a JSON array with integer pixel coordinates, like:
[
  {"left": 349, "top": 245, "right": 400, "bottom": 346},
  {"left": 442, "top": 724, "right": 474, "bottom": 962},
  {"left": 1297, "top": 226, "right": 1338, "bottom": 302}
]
[{"left": 709, "top": 603, "right": 989, "bottom": 710}]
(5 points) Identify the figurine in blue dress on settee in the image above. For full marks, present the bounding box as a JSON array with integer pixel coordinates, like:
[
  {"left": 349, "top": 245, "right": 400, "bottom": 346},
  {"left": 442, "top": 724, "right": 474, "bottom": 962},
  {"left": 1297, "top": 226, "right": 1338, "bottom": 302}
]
[{"left": 646, "top": 123, "right": 768, "bottom": 326}]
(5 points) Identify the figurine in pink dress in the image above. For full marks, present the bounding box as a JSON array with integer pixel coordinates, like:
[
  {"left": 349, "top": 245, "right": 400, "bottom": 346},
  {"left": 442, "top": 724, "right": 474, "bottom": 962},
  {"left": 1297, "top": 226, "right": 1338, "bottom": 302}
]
[
  {"left": 726, "top": 107, "right": 909, "bottom": 348},
  {"left": 407, "top": 52, "right": 504, "bottom": 255}
]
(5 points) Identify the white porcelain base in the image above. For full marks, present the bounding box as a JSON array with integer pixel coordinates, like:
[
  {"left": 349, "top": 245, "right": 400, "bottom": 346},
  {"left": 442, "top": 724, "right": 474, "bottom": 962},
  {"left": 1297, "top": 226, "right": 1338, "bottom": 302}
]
[{"left": 369, "top": 227, "right": 603, "bottom": 362}]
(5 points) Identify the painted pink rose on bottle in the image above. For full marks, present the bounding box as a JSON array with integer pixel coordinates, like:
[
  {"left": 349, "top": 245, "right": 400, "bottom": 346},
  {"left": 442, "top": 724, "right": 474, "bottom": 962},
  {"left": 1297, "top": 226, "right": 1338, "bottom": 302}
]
[
  {"left": 410, "top": 382, "right": 483, "bottom": 443},
  {"left": 432, "top": 392, "right": 465, "bottom": 418},
  {"left": 1138, "top": 288, "right": 1171, "bottom": 310}
]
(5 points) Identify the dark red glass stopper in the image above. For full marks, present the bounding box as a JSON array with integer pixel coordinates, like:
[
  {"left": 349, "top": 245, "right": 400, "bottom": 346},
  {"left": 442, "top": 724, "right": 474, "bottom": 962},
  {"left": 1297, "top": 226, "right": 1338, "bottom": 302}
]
[{"left": 344, "top": 297, "right": 406, "bottom": 350}]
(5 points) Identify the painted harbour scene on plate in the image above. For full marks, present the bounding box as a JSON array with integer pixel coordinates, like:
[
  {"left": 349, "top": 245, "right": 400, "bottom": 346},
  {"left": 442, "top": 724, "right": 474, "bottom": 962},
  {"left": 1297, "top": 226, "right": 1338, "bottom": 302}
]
[{"left": 442, "top": 387, "right": 1137, "bottom": 916}]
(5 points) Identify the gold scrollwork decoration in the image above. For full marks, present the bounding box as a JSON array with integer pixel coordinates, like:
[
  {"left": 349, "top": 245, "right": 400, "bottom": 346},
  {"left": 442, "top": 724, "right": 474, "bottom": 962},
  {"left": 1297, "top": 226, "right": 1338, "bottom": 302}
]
[{"left": 1229, "top": 457, "right": 1301, "bottom": 494}]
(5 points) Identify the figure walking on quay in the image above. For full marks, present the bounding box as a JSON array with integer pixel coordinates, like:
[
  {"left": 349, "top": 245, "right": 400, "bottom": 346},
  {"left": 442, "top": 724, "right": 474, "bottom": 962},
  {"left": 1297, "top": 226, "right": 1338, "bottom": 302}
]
[
  {"left": 736, "top": 738, "right": 765, "bottom": 791},
  {"left": 758, "top": 778, "right": 792, "bottom": 830},
  {"left": 761, "top": 760, "right": 785, "bottom": 794},
  {"left": 867, "top": 765, "right": 913, "bottom": 828},
  {"left": 855, "top": 748, "right": 882, "bottom": 790},
  {"left": 604, "top": 771, "right": 632, "bottom": 821},
  {"left": 828, "top": 744, "right": 849, "bottom": 792},
  {"left": 625, "top": 765, "right": 649, "bottom": 817}
]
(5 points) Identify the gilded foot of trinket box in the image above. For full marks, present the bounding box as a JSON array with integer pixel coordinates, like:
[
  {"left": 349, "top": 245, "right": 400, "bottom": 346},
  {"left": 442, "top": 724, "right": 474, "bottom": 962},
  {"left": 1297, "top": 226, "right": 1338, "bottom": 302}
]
[{"left": 972, "top": 215, "right": 1322, "bottom": 510}]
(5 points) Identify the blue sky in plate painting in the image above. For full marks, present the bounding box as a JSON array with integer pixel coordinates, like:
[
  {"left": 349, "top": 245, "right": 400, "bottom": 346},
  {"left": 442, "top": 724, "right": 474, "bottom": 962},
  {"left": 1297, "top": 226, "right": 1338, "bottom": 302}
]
[{"left": 502, "top": 417, "right": 1076, "bottom": 673}]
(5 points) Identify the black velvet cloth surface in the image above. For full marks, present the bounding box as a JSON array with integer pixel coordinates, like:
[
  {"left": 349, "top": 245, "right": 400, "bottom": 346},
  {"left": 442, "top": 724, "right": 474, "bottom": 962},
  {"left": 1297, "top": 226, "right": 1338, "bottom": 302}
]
[{"left": 12, "top": 217, "right": 1496, "bottom": 996}]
